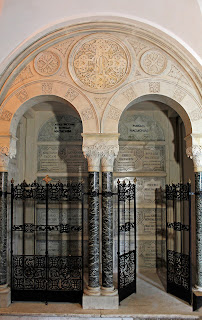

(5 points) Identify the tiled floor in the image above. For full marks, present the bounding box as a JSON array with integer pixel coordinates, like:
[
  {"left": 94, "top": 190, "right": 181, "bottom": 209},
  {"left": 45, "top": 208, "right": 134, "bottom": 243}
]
[{"left": 0, "top": 273, "right": 201, "bottom": 319}]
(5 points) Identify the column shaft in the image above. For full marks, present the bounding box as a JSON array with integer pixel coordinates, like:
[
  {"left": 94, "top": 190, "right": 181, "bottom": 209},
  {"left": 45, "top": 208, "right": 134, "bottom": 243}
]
[
  {"left": 102, "top": 172, "right": 113, "bottom": 288},
  {"left": 0, "top": 172, "right": 8, "bottom": 285},
  {"left": 195, "top": 172, "right": 202, "bottom": 287},
  {"left": 88, "top": 172, "right": 100, "bottom": 288}
]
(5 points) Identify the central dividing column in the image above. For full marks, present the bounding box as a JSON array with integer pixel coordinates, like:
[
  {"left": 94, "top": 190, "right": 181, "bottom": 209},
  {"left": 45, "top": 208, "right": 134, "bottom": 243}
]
[
  {"left": 101, "top": 148, "right": 119, "bottom": 296},
  {"left": 82, "top": 133, "right": 119, "bottom": 309}
]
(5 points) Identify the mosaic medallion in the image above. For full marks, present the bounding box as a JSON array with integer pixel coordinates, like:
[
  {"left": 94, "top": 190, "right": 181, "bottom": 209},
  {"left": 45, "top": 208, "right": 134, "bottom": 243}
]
[
  {"left": 34, "top": 51, "right": 61, "bottom": 76},
  {"left": 69, "top": 34, "right": 131, "bottom": 92},
  {"left": 140, "top": 49, "right": 167, "bottom": 75}
]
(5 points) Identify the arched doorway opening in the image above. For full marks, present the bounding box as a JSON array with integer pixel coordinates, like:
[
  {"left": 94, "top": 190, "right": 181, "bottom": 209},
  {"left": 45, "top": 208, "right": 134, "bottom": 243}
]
[
  {"left": 115, "top": 97, "right": 195, "bottom": 304},
  {"left": 9, "top": 96, "right": 88, "bottom": 303}
]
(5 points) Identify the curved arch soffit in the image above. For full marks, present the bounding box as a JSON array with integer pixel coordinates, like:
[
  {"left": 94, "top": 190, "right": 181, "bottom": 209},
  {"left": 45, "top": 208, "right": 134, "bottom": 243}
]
[
  {"left": 101, "top": 79, "right": 200, "bottom": 136},
  {"left": 5, "top": 80, "right": 100, "bottom": 137}
]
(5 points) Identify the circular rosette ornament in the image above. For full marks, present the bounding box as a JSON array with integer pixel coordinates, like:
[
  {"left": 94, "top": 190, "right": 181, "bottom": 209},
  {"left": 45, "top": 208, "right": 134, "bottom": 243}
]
[
  {"left": 69, "top": 34, "right": 131, "bottom": 93},
  {"left": 34, "top": 50, "right": 61, "bottom": 76},
  {"left": 140, "top": 49, "right": 167, "bottom": 75}
]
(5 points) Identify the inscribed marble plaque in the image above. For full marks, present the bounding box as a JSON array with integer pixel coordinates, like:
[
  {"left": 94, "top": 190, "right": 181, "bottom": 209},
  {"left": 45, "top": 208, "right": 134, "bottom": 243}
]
[
  {"left": 38, "top": 115, "right": 82, "bottom": 141},
  {"left": 36, "top": 207, "right": 88, "bottom": 236},
  {"left": 137, "top": 240, "right": 156, "bottom": 269},
  {"left": 119, "top": 114, "right": 165, "bottom": 141},
  {"left": 37, "top": 145, "right": 87, "bottom": 173},
  {"left": 114, "top": 177, "right": 165, "bottom": 204},
  {"left": 36, "top": 208, "right": 82, "bottom": 225},
  {"left": 36, "top": 240, "right": 82, "bottom": 256},
  {"left": 114, "top": 145, "right": 165, "bottom": 172}
]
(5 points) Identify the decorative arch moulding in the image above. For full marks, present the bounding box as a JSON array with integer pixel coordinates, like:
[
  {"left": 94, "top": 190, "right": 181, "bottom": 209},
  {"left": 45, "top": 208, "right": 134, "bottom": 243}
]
[
  {"left": 101, "top": 78, "right": 201, "bottom": 137},
  {"left": 0, "top": 20, "right": 201, "bottom": 103},
  {"left": 0, "top": 80, "right": 100, "bottom": 138}
]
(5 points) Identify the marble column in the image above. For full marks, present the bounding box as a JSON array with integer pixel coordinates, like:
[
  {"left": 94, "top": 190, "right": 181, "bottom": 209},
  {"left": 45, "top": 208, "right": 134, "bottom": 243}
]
[
  {"left": 83, "top": 144, "right": 101, "bottom": 295},
  {"left": 186, "top": 143, "right": 202, "bottom": 310},
  {"left": 0, "top": 149, "right": 11, "bottom": 307},
  {"left": 102, "top": 171, "right": 114, "bottom": 292},
  {"left": 195, "top": 171, "right": 202, "bottom": 290},
  {"left": 87, "top": 171, "right": 100, "bottom": 293},
  {"left": 101, "top": 147, "right": 119, "bottom": 296}
]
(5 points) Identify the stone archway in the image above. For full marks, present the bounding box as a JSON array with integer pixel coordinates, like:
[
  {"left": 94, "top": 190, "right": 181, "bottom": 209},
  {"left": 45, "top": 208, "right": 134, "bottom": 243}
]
[{"left": 0, "top": 19, "right": 201, "bottom": 309}]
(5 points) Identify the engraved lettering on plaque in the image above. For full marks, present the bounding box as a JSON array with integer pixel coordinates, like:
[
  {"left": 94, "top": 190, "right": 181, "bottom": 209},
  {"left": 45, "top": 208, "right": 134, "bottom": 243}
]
[
  {"left": 38, "top": 115, "right": 82, "bottom": 141},
  {"left": 114, "top": 145, "right": 165, "bottom": 172},
  {"left": 37, "top": 145, "right": 87, "bottom": 173},
  {"left": 137, "top": 240, "right": 156, "bottom": 268},
  {"left": 119, "top": 114, "right": 165, "bottom": 141}
]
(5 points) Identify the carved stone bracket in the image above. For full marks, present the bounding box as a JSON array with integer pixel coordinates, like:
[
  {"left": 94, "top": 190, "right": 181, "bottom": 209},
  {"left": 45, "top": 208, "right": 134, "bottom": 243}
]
[{"left": 186, "top": 145, "right": 202, "bottom": 172}]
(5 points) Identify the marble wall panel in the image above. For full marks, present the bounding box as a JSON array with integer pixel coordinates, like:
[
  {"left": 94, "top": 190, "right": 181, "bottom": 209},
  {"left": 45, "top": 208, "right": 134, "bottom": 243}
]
[
  {"left": 37, "top": 145, "right": 87, "bottom": 173},
  {"left": 114, "top": 176, "right": 165, "bottom": 204},
  {"left": 114, "top": 145, "right": 165, "bottom": 172},
  {"left": 137, "top": 240, "right": 156, "bottom": 269},
  {"left": 38, "top": 114, "right": 82, "bottom": 141},
  {"left": 119, "top": 114, "right": 165, "bottom": 141},
  {"left": 36, "top": 239, "right": 82, "bottom": 256},
  {"left": 36, "top": 207, "right": 88, "bottom": 236}
]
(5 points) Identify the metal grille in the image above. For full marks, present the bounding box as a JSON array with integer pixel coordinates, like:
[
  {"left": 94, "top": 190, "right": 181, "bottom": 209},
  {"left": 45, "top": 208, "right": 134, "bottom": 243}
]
[
  {"left": 166, "top": 182, "right": 191, "bottom": 304},
  {"left": 11, "top": 178, "right": 84, "bottom": 303},
  {"left": 117, "top": 180, "right": 136, "bottom": 303}
]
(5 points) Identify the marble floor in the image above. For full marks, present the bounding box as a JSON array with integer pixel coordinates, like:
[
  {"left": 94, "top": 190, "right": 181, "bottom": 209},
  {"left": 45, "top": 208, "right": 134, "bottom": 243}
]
[{"left": 0, "top": 273, "right": 202, "bottom": 320}]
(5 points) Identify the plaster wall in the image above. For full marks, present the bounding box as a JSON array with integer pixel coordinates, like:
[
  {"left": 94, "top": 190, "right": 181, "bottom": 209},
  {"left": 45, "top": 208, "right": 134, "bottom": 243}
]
[{"left": 0, "top": 0, "right": 201, "bottom": 74}]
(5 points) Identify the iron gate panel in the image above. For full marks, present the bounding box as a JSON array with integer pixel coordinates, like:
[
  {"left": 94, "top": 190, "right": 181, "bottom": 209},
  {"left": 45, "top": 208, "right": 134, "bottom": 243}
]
[
  {"left": 166, "top": 182, "right": 191, "bottom": 304},
  {"left": 117, "top": 180, "right": 136, "bottom": 303},
  {"left": 11, "top": 179, "right": 84, "bottom": 303}
]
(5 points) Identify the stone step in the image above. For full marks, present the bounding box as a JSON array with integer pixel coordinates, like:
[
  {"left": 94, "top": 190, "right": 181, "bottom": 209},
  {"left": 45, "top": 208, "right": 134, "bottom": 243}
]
[{"left": 0, "top": 315, "right": 200, "bottom": 320}]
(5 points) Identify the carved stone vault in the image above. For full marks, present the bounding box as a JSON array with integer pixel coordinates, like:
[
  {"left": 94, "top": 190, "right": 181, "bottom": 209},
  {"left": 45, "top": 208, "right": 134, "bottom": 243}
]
[{"left": 0, "top": 21, "right": 201, "bottom": 171}]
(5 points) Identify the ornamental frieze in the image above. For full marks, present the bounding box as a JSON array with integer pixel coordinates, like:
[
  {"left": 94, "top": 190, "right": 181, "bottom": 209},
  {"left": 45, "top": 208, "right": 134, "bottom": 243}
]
[{"left": 68, "top": 34, "right": 131, "bottom": 92}]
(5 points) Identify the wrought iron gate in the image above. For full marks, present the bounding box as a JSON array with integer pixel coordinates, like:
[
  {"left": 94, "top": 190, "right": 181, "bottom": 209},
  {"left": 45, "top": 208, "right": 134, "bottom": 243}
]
[
  {"left": 117, "top": 179, "right": 136, "bottom": 302},
  {"left": 166, "top": 182, "right": 192, "bottom": 304},
  {"left": 11, "top": 178, "right": 84, "bottom": 303}
]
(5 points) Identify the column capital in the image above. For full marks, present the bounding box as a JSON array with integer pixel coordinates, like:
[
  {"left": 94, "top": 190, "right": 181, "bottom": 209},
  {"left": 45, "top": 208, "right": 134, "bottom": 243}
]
[
  {"left": 82, "top": 144, "right": 101, "bottom": 172},
  {"left": 101, "top": 145, "right": 119, "bottom": 172},
  {"left": 185, "top": 134, "right": 202, "bottom": 172},
  {"left": 186, "top": 145, "right": 202, "bottom": 172},
  {"left": 0, "top": 135, "right": 17, "bottom": 172},
  {"left": 0, "top": 146, "right": 9, "bottom": 172},
  {"left": 82, "top": 133, "right": 119, "bottom": 172}
]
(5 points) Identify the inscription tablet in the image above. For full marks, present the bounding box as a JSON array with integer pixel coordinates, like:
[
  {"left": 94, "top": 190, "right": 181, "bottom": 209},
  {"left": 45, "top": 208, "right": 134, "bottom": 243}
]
[
  {"left": 37, "top": 145, "right": 87, "bottom": 173},
  {"left": 119, "top": 114, "right": 165, "bottom": 141},
  {"left": 114, "top": 145, "right": 165, "bottom": 172},
  {"left": 38, "top": 115, "right": 82, "bottom": 141},
  {"left": 114, "top": 177, "right": 165, "bottom": 204}
]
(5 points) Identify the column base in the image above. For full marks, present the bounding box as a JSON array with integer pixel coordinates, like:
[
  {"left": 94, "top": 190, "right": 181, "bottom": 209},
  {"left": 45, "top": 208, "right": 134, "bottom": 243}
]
[
  {"left": 193, "top": 287, "right": 202, "bottom": 311},
  {"left": 0, "top": 284, "right": 11, "bottom": 308},
  {"left": 82, "top": 293, "right": 119, "bottom": 309},
  {"left": 101, "top": 286, "right": 118, "bottom": 296},
  {"left": 84, "top": 286, "right": 100, "bottom": 296}
]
